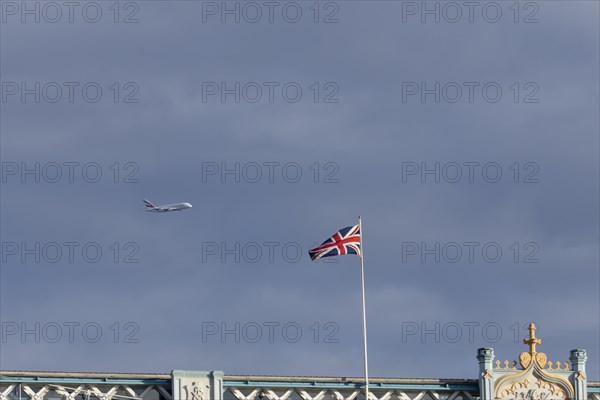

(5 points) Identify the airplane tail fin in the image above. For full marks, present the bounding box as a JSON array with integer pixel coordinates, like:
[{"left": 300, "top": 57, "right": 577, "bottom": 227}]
[{"left": 143, "top": 199, "right": 155, "bottom": 208}]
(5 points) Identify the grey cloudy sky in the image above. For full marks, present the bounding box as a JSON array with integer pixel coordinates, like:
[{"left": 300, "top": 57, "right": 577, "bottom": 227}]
[{"left": 1, "top": 0, "right": 599, "bottom": 381}]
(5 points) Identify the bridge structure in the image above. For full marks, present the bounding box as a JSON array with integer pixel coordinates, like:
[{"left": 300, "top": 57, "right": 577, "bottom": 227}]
[{"left": 1, "top": 325, "right": 599, "bottom": 400}]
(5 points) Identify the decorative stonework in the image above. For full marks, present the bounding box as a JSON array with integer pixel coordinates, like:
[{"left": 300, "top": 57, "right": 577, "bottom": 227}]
[
  {"left": 498, "top": 375, "right": 567, "bottom": 400},
  {"left": 185, "top": 381, "right": 208, "bottom": 400},
  {"left": 477, "top": 323, "right": 589, "bottom": 400},
  {"left": 172, "top": 370, "right": 224, "bottom": 400}
]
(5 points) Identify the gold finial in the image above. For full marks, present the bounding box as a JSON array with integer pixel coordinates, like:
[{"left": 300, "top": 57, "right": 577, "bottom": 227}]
[
  {"left": 519, "top": 322, "right": 548, "bottom": 368},
  {"left": 523, "top": 323, "right": 542, "bottom": 354}
]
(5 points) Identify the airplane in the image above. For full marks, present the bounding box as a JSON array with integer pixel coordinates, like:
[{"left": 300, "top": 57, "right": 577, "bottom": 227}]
[{"left": 144, "top": 199, "right": 192, "bottom": 212}]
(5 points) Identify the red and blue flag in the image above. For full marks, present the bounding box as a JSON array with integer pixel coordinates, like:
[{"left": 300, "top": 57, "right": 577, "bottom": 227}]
[{"left": 309, "top": 224, "right": 361, "bottom": 261}]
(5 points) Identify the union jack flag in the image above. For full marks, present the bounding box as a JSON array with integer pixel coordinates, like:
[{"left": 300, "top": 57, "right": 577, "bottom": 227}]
[{"left": 309, "top": 224, "right": 361, "bottom": 261}]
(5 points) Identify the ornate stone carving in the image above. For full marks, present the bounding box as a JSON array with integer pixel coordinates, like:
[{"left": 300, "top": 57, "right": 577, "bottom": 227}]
[
  {"left": 520, "top": 353, "right": 532, "bottom": 369},
  {"left": 493, "top": 323, "right": 575, "bottom": 400},
  {"left": 499, "top": 376, "right": 566, "bottom": 400},
  {"left": 519, "top": 324, "right": 547, "bottom": 370},
  {"left": 185, "top": 382, "right": 209, "bottom": 400},
  {"left": 536, "top": 354, "right": 547, "bottom": 369}
]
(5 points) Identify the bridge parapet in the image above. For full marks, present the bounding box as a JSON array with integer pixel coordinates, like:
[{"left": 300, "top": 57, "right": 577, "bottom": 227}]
[
  {"left": 223, "top": 376, "right": 479, "bottom": 400},
  {"left": 0, "top": 372, "right": 597, "bottom": 400}
]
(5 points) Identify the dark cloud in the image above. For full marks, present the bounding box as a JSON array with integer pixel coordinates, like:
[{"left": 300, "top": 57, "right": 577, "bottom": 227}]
[{"left": 1, "top": 1, "right": 598, "bottom": 380}]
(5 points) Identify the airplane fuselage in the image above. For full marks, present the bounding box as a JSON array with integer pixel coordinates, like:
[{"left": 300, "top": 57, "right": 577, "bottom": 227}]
[{"left": 144, "top": 199, "right": 192, "bottom": 212}]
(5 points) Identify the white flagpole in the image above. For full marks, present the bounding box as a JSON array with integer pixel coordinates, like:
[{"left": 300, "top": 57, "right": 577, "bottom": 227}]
[{"left": 358, "top": 216, "right": 369, "bottom": 400}]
